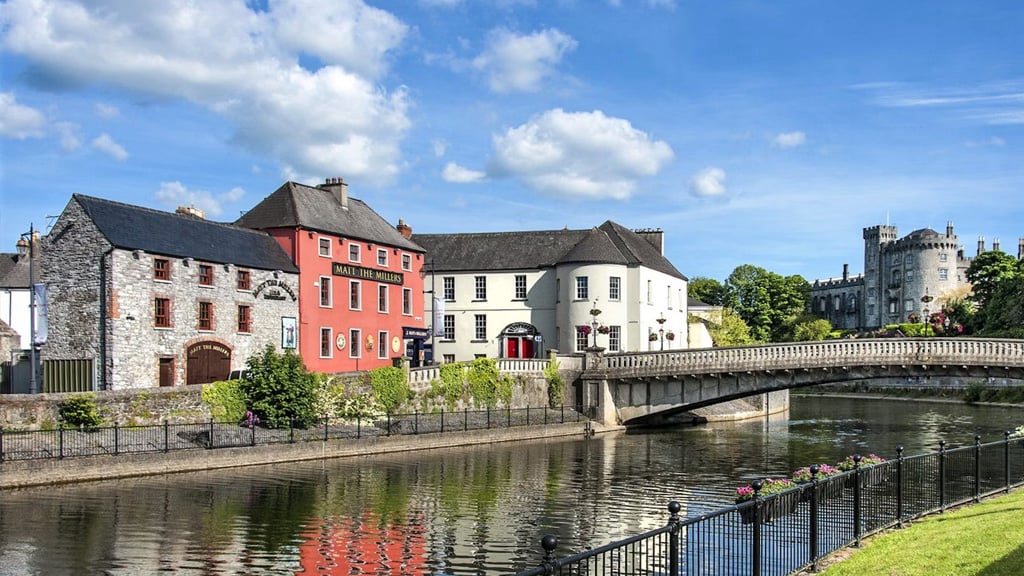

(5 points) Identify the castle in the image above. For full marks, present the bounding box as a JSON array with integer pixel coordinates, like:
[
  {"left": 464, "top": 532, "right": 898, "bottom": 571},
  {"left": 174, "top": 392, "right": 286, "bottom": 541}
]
[{"left": 811, "top": 222, "right": 1024, "bottom": 331}]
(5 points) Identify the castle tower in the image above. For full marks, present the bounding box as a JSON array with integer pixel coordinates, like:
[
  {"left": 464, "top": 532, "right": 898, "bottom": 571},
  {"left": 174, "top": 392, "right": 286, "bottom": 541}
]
[
  {"left": 862, "top": 225, "right": 897, "bottom": 329},
  {"left": 977, "top": 236, "right": 985, "bottom": 256}
]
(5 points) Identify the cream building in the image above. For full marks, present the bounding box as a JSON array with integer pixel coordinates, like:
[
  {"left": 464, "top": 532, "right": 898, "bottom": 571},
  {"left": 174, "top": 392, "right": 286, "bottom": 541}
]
[{"left": 412, "top": 222, "right": 688, "bottom": 362}]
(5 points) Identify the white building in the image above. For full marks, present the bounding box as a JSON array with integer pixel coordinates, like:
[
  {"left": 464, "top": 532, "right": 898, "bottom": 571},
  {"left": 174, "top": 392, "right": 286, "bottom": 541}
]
[
  {"left": 0, "top": 248, "right": 32, "bottom": 350},
  {"left": 413, "top": 222, "right": 688, "bottom": 362}
]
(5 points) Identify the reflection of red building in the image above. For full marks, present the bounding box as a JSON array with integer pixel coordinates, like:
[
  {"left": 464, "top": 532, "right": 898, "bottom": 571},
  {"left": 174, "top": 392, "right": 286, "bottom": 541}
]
[
  {"left": 237, "top": 179, "right": 426, "bottom": 372},
  {"left": 296, "top": 514, "right": 427, "bottom": 575}
]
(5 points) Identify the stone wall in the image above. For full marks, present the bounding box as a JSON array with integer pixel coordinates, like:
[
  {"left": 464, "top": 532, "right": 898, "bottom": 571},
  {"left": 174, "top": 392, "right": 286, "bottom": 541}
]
[{"left": 0, "top": 385, "right": 210, "bottom": 430}]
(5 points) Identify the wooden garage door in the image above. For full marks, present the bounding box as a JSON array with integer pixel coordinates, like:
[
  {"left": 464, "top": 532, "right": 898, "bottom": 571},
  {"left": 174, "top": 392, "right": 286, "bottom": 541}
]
[{"left": 186, "top": 342, "right": 231, "bottom": 385}]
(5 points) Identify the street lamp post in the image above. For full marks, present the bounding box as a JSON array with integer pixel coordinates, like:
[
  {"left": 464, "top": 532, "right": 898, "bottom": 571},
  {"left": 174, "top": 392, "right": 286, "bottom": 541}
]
[
  {"left": 420, "top": 259, "right": 436, "bottom": 365},
  {"left": 921, "top": 289, "right": 934, "bottom": 335},
  {"left": 16, "top": 224, "right": 38, "bottom": 394},
  {"left": 656, "top": 313, "right": 666, "bottom": 351}
]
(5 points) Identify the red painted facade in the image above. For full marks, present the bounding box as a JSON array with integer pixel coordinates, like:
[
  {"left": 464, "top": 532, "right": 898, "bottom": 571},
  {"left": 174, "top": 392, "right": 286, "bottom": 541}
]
[{"left": 267, "top": 228, "right": 426, "bottom": 373}]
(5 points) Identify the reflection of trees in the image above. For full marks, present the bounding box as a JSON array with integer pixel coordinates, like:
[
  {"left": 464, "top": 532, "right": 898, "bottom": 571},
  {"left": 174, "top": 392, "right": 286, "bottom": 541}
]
[{"left": 243, "top": 480, "right": 318, "bottom": 552}]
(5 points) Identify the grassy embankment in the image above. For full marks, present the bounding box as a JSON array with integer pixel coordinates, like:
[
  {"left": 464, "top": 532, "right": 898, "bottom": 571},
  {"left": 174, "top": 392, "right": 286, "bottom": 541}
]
[{"left": 818, "top": 488, "right": 1024, "bottom": 576}]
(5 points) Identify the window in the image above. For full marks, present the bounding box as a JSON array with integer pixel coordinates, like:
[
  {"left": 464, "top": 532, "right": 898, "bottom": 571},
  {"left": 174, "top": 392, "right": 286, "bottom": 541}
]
[
  {"left": 320, "top": 276, "right": 332, "bottom": 307},
  {"left": 474, "top": 276, "right": 487, "bottom": 300},
  {"left": 320, "top": 327, "right": 333, "bottom": 358},
  {"left": 199, "top": 264, "right": 214, "bottom": 286},
  {"left": 349, "top": 329, "right": 361, "bottom": 358},
  {"left": 647, "top": 280, "right": 652, "bottom": 304},
  {"left": 378, "top": 284, "right": 389, "bottom": 313},
  {"left": 939, "top": 253, "right": 948, "bottom": 263},
  {"left": 443, "top": 277, "right": 455, "bottom": 301},
  {"left": 556, "top": 278, "right": 560, "bottom": 303},
  {"left": 401, "top": 254, "right": 411, "bottom": 271},
  {"left": 609, "top": 325, "right": 621, "bottom": 352},
  {"left": 378, "top": 330, "right": 388, "bottom": 360},
  {"left": 198, "top": 301, "right": 213, "bottom": 331},
  {"left": 939, "top": 268, "right": 949, "bottom": 280},
  {"left": 443, "top": 314, "right": 455, "bottom": 339},
  {"left": 402, "top": 288, "right": 412, "bottom": 315},
  {"left": 474, "top": 314, "right": 487, "bottom": 340},
  {"left": 236, "top": 269, "right": 251, "bottom": 290},
  {"left": 154, "top": 258, "right": 171, "bottom": 281},
  {"left": 575, "top": 276, "right": 588, "bottom": 300},
  {"left": 514, "top": 275, "right": 527, "bottom": 300},
  {"left": 443, "top": 354, "right": 455, "bottom": 364},
  {"left": 348, "top": 243, "right": 361, "bottom": 262},
  {"left": 154, "top": 297, "right": 171, "bottom": 328},
  {"left": 609, "top": 277, "right": 621, "bottom": 301},
  {"left": 905, "top": 254, "right": 913, "bottom": 265},
  {"left": 905, "top": 298, "right": 914, "bottom": 312},
  {"left": 889, "top": 300, "right": 898, "bottom": 314},
  {"left": 891, "top": 253, "right": 900, "bottom": 265},
  {"left": 576, "top": 327, "right": 588, "bottom": 352},
  {"left": 349, "top": 280, "right": 361, "bottom": 310},
  {"left": 318, "top": 237, "right": 331, "bottom": 257},
  {"left": 237, "top": 305, "right": 251, "bottom": 333},
  {"left": 834, "top": 297, "right": 841, "bottom": 311},
  {"left": 377, "top": 248, "right": 388, "bottom": 267},
  {"left": 905, "top": 270, "right": 914, "bottom": 283},
  {"left": 667, "top": 286, "right": 673, "bottom": 309}
]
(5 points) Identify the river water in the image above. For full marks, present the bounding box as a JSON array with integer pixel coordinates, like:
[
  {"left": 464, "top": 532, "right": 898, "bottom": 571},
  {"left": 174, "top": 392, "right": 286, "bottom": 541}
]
[{"left": 1, "top": 396, "right": 1021, "bottom": 575}]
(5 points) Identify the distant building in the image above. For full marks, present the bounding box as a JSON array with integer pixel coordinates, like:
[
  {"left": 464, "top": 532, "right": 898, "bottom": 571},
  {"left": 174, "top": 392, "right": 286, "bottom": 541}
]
[
  {"left": 237, "top": 178, "right": 427, "bottom": 372},
  {"left": 0, "top": 247, "right": 31, "bottom": 350},
  {"left": 811, "top": 222, "right": 1024, "bottom": 331},
  {"left": 42, "top": 195, "right": 299, "bottom": 390},
  {"left": 412, "top": 222, "right": 688, "bottom": 363}
]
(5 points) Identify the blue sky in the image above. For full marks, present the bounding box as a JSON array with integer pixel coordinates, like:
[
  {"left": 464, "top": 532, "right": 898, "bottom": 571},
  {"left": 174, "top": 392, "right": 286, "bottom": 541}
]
[{"left": 2, "top": 0, "right": 1022, "bottom": 283}]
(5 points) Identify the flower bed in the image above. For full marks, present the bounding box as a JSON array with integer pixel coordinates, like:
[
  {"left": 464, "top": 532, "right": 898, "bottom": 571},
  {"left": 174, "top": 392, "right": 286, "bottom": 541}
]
[{"left": 736, "top": 478, "right": 798, "bottom": 524}]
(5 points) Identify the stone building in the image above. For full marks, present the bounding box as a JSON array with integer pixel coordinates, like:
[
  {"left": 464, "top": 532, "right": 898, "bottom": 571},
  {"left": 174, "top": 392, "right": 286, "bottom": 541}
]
[
  {"left": 236, "top": 178, "right": 427, "bottom": 372},
  {"left": 811, "top": 221, "right": 1023, "bottom": 331},
  {"left": 412, "top": 222, "right": 688, "bottom": 362},
  {"left": 42, "top": 195, "right": 299, "bottom": 390}
]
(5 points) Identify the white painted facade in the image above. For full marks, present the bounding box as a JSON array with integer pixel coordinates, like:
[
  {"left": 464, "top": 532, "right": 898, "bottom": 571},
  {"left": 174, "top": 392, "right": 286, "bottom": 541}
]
[{"left": 0, "top": 287, "right": 30, "bottom": 349}]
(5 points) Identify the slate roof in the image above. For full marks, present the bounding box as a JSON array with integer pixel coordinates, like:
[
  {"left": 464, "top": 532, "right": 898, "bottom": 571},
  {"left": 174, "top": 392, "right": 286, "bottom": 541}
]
[
  {"left": 72, "top": 195, "right": 298, "bottom": 273},
  {"left": 0, "top": 252, "right": 30, "bottom": 289},
  {"left": 235, "top": 181, "right": 424, "bottom": 253},
  {"left": 413, "top": 220, "right": 687, "bottom": 280}
]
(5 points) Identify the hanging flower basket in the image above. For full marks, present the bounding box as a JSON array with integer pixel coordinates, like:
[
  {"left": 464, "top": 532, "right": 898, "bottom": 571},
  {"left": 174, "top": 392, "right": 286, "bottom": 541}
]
[
  {"left": 648, "top": 333, "right": 659, "bottom": 342},
  {"left": 597, "top": 325, "right": 610, "bottom": 334},
  {"left": 577, "top": 325, "right": 592, "bottom": 336},
  {"left": 589, "top": 308, "right": 602, "bottom": 317},
  {"left": 666, "top": 331, "right": 676, "bottom": 341}
]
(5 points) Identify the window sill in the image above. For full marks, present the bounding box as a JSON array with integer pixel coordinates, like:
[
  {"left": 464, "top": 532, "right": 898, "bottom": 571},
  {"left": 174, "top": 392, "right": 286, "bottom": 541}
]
[
  {"left": 439, "top": 339, "right": 456, "bottom": 343},
  {"left": 471, "top": 299, "right": 487, "bottom": 302},
  {"left": 470, "top": 339, "right": 487, "bottom": 343}
]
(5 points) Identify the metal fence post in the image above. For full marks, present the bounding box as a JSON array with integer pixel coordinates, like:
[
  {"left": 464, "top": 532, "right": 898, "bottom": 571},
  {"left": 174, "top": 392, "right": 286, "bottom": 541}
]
[
  {"left": 323, "top": 415, "right": 329, "bottom": 442},
  {"left": 209, "top": 417, "right": 215, "bottom": 449},
  {"left": 939, "top": 440, "right": 946, "bottom": 512},
  {"left": 486, "top": 407, "right": 491, "bottom": 429},
  {"left": 539, "top": 534, "right": 559, "bottom": 575},
  {"left": 1005, "top": 431, "right": 1011, "bottom": 493},
  {"left": 414, "top": 411, "right": 419, "bottom": 435},
  {"left": 526, "top": 406, "right": 530, "bottom": 426},
  {"left": 290, "top": 419, "right": 295, "bottom": 444},
  {"left": 853, "top": 454, "right": 862, "bottom": 546},
  {"left": 896, "top": 446, "right": 904, "bottom": 528},
  {"left": 114, "top": 421, "right": 119, "bottom": 456},
  {"left": 250, "top": 420, "right": 256, "bottom": 447},
  {"left": 561, "top": 404, "right": 565, "bottom": 423},
  {"left": 974, "top": 434, "right": 982, "bottom": 502},
  {"left": 0, "top": 426, "right": 4, "bottom": 463},
  {"left": 440, "top": 409, "right": 445, "bottom": 434},
  {"left": 464, "top": 407, "right": 468, "bottom": 432},
  {"left": 357, "top": 414, "right": 361, "bottom": 439},
  {"left": 751, "top": 480, "right": 763, "bottom": 576},
  {"left": 544, "top": 406, "right": 548, "bottom": 425},
  {"left": 809, "top": 465, "right": 820, "bottom": 570},
  {"left": 668, "top": 501, "right": 681, "bottom": 576},
  {"left": 507, "top": 406, "right": 511, "bottom": 427},
  {"left": 386, "top": 413, "right": 391, "bottom": 437},
  {"left": 164, "top": 420, "right": 169, "bottom": 453},
  {"left": 59, "top": 423, "right": 64, "bottom": 459}
]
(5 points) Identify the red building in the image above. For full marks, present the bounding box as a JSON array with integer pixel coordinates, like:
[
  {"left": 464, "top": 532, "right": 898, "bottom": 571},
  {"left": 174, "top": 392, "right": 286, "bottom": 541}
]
[{"left": 237, "top": 178, "right": 426, "bottom": 372}]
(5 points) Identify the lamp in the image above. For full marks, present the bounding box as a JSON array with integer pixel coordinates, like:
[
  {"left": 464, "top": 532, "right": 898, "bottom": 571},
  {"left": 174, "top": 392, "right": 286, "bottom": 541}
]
[
  {"left": 419, "top": 258, "right": 436, "bottom": 365},
  {"left": 656, "top": 313, "right": 667, "bottom": 351},
  {"left": 921, "top": 289, "right": 934, "bottom": 333},
  {"left": 17, "top": 224, "right": 39, "bottom": 394}
]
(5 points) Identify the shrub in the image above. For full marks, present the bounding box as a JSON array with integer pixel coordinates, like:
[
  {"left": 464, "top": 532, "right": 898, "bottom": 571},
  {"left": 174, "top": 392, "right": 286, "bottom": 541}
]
[
  {"left": 58, "top": 394, "right": 103, "bottom": 429},
  {"left": 201, "top": 379, "right": 247, "bottom": 423},
  {"left": 367, "top": 366, "right": 411, "bottom": 413},
  {"left": 238, "top": 344, "right": 317, "bottom": 429},
  {"left": 964, "top": 381, "right": 986, "bottom": 404},
  {"left": 438, "top": 362, "right": 467, "bottom": 410},
  {"left": 467, "top": 357, "right": 508, "bottom": 408},
  {"left": 544, "top": 357, "right": 565, "bottom": 407}
]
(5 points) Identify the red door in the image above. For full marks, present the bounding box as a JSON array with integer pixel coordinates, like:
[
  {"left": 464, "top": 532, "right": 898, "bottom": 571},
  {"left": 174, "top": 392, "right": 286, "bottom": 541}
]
[
  {"left": 506, "top": 338, "right": 519, "bottom": 358},
  {"left": 522, "top": 338, "right": 534, "bottom": 358}
]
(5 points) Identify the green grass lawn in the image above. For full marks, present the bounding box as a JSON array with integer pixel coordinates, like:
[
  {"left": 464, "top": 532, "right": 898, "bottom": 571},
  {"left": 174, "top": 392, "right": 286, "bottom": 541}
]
[{"left": 819, "top": 489, "right": 1024, "bottom": 576}]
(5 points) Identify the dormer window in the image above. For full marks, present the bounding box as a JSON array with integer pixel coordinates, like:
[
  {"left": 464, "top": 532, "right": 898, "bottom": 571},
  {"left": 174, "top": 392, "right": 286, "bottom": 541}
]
[
  {"left": 154, "top": 258, "right": 171, "bottom": 281},
  {"left": 198, "top": 264, "right": 214, "bottom": 286}
]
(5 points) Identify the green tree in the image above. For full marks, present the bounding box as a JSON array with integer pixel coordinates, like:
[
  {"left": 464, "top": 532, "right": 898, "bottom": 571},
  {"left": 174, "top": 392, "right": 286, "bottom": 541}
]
[
  {"left": 966, "top": 250, "right": 1019, "bottom": 309},
  {"left": 708, "top": 307, "right": 754, "bottom": 346},
  {"left": 688, "top": 276, "right": 734, "bottom": 307},
  {"left": 238, "top": 344, "right": 317, "bottom": 429},
  {"left": 793, "top": 317, "right": 833, "bottom": 341},
  {"left": 725, "top": 265, "right": 810, "bottom": 343},
  {"left": 979, "top": 273, "right": 1024, "bottom": 337}
]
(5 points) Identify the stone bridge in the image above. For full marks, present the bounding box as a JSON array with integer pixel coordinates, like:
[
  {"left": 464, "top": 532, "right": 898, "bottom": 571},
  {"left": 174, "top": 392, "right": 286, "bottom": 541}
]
[{"left": 579, "top": 338, "right": 1024, "bottom": 426}]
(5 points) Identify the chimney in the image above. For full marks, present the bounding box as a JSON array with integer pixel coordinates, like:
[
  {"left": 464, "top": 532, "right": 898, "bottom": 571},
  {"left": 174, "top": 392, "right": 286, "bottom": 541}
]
[
  {"left": 319, "top": 177, "right": 348, "bottom": 210},
  {"left": 946, "top": 220, "right": 954, "bottom": 237},
  {"left": 993, "top": 238, "right": 1001, "bottom": 253},
  {"left": 175, "top": 205, "right": 205, "bottom": 219},
  {"left": 1018, "top": 238, "right": 1024, "bottom": 260},
  {"left": 977, "top": 235, "right": 985, "bottom": 256},
  {"left": 842, "top": 263, "right": 849, "bottom": 282},
  {"left": 396, "top": 218, "right": 412, "bottom": 239},
  {"left": 634, "top": 228, "right": 664, "bottom": 254}
]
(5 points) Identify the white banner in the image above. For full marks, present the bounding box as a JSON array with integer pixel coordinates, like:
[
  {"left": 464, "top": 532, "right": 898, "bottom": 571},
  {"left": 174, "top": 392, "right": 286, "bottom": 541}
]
[
  {"left": 33, "top": 283, "right": 47, "bottom": 344},
  {"left": 433, "top": 296, "right": 444, "bottom": 336}
]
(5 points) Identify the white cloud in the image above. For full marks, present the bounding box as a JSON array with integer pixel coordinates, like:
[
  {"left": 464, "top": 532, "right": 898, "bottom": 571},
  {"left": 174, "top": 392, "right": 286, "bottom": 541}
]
[
  {"left": 153, "top": 181, "right": 245, "bottom": 217},
  {"left": 488, "top": 109, "right": 673, "bottom": 199},
  {"left": 0, "top": 0, "right": 412, "bottom": 185},
  {"left": 95, "top": 103, "right": 119, "bottom": 118},
  {"left": 91, "top": 133, "right": 128, "bottom": 160},
  {"left": 432, "top": 139, "right": 447, "bottom": 157},
  {"left": 965, "top": 136, "right": 1007, "bottom": 148},
  {"left": 0, "top": 92, "right": 46, "bottom": 138},
  {"left": 442, "top": 162, "right": 486, "bottom": 183},
  {"left": 472, "top": 28, "right": 577, "bottom": 93},
  {"left": 690, "top": 166, "right": 726, "bottom": 197},
  {"left": 54, "top": 121, "right": 81, "bottom": 151},
  {"left": 772, "top": 131, "right": 806, "bottom": 148}
]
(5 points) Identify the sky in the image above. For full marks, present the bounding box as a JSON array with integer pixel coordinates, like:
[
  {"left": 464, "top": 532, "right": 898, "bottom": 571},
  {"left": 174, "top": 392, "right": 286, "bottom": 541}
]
[{"left": 1, "top": 0, "right": 1023, "bottom": 283}]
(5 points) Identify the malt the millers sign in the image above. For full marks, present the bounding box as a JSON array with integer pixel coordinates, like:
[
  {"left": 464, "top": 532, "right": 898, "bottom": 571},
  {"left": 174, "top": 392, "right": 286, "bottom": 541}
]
[{"left": 332, "top": 263, "right": 404, "bottom": 285}]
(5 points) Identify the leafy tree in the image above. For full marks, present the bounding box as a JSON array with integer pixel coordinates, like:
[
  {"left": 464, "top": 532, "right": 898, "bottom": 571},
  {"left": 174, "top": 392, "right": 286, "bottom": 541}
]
[
  {"left": 966, "top": 250, "right": 1019, "bottom": 309},
  {"left": 978, "top": 273, "right": 1024, "bottom": 336},
  {"left": 239, "top": 344, "right": 317, "bottom": 429},
  {"left": 725, "top": 265, "right": 810, "bottom": 343},
  {"left": 58, "top": 394, "right": 104, "bottom": 428},
  {"left": 708, "top": 307, "right": 754, "bottom": 346},
  {"left": 793, "top": 317, "right": 833, "bottom": 341},
  {"left": 688, "top": 276, "right": 734, "bottom": 307}
]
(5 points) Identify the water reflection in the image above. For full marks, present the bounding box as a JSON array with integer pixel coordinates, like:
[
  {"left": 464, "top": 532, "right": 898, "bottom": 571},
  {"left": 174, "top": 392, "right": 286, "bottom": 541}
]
[{"left": 0, "top": 396, "right": 1020, "bottom": 575}]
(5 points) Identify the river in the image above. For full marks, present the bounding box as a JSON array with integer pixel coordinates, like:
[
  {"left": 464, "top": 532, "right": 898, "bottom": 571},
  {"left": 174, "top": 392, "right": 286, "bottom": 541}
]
[{"left": 0, "top": 396, "right": 1020, "bottom": 575}]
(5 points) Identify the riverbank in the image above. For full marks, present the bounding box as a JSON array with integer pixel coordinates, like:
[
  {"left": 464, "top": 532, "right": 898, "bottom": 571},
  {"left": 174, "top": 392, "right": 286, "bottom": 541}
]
[
  {"left": 794, "top": 389, "right": 1024, "bottom": 409},
  {"left": 0, "top": 420, "right": 618, "bottom": 489}
]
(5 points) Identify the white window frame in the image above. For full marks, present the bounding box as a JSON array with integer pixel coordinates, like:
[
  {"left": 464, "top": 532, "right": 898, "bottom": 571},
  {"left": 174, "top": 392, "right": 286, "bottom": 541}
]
[
  {"left": 349, "top": 280, "right": 362, "bottom": 310},
  {"left": 443, "top": 314, "right": 455, "bottom": 340},
  {"left": 474, "top": 276, "right": 487, "bottom": 300},
  {"left": 575, "top": 276, "right": 588, "bottom": 300},
  {"left": 939, "top": 268, "right": 949, "bottom": 280},
  {"left": 378, "top": 330, "right": 388, "bottom": 360},
  {"left": 377, "top": 248, "right": 388, "bottom": 267},
  {"left": 320, "top": 327, "right": 333, "bottom": 358},
  {"left": 377, "top": 283, "right": 389, "bottom": 313},
  {"left": 348, "top": 242, "right": 361, "bottom": 263},
  {"left": 349, "top": 328, "right": 361, "bottom": 359},
  {"left": 609, "top": 325, "right": 621, "bottom": 352},
  {"left": 401, "top": 254, "right": 412, "bottom": 271},
  {"left": 609, "top": 277, "right": 621, "bottom": 301},
  {"left": 318, "top": 236, "right": 332, "bottom": 258},
  {"left": 443, "top": 277, "right": 455, "bottom": 301},
  {"left": 319, "top": 276, "right": 332, "bottom": 308},
  {"left": 474, "top": 314, "right": 486, "bottom": 340},
  {"left": 402, "top": 288, "right": 413, "bottom": 315},
  {"left": 514, "top": 275, "right": 527, "bottom": 300}
]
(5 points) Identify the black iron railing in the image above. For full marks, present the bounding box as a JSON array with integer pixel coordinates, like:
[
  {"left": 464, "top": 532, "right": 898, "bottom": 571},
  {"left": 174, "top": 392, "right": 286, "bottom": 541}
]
[
  {"left": 0, "top": 405, "right": 589, "bottom": 463},
  {"left": 516, "top": 433, "right": 1024, "bottom": 576}
]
